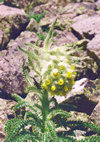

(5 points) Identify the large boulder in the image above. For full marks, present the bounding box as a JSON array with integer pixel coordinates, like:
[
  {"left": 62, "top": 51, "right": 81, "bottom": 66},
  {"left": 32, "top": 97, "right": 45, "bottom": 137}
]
[
  {"left": 0, "top": 5, "right": 29, "bottom": 49},
  {"left": 71, "top": 15, "right": 100, "bottom": 64},
  {"left": 90, "top": 101, "right": 100, "bottom": 125},
  {"left": 31, "top": 1, "right": 96, "bottom": 29},
  {"left": 87, "top": 34, "right": 100, "bottom": 64},
  {"left": 71, "top": 15, "right": 100, "bottom": 39},
  {"left": 4, "top": 0, "right": 48, "bottom": 9},
  {"left": 0, "top": 31, "right": 38, "bottom": 95}
]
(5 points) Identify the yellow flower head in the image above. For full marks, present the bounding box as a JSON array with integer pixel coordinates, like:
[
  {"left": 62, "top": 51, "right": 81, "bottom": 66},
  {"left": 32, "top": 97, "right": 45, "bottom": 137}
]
[
  {"left": 71, "top": 65, "right": 75, "bottom": 70},
  {"left": 66, "top": 71, "right": 72, "bottom": 78},
  {"left": 51, "top": 85, "right": 56, "bottom": 91},
  {"left": 59, "top": 65, "right": 64, "bottom": 70},
  {"left": 51, "top": 69, "right": 59, "bottom": 78},
  {"left": 45, "top": 78, "right": 51, "bottom": 85},
  {"left": 58, "top": 78, "right": 64, "bottom": 85},
  {"left": 42, "top": 83, "right": 47, "bottom": 89}
]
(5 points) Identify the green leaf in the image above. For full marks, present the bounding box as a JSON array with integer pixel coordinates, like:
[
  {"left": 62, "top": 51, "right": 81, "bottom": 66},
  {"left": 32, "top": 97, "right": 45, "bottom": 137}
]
[
  {"left": 12, "top": 93, "right": 23, "bottom": 102},
  {"left": 26, "top": 86, "right": 42, "bottom": 94},
  {"left": 25, "top": 112, "right": 43, "bottom": 129},
  {"left": 22, "top": 63, "right": 33, "bottom": 86},
  {"left": 48, "top": 109, "right": 71, "bottom": 120},
  {"left": 27, "top": 47, "right": 41, "bottom": 70},
  {"left": 44, "top": 19, "right": 57, "bottom": 50},
  {"left": 46, "top": 120, "right": 57, "bottom": 142},
  {"left": 4, "top": 119, "right": 35, "bottom": 142},
  {"left": 40, "top": 132, "right": 50, "bottom": 142},
  {"left": 5, "top": 118, "right": 20, "bottom": 134},
  {"left": 57, "top": 136, "right": 77, "bottom": 142},
  {"left": 28, "top": 57, "right": 40, "bottom": 76},
  {"left": 13, "top": 101, "right": 37, "bottom": 113},
  {"left": 79, "top": 136, "right": 100, "bottom": 142},
  {"left": 18, "top": 46, "right": 28, "bottom": 54},
  {"left": 12, "top": 131, "right": 36, "bottom": 142},
  {"left": 64, "top": 121, "right": 100, "bottom": 135}
]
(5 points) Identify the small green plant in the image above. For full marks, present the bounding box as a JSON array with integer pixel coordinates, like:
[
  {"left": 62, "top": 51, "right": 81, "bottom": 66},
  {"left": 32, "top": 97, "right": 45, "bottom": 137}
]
[
  {"left": 4, "top": 19, "right": 100, "bottom": 142},
  {"left": 27, "top": 11, "right": 45, "bottom": 23}
]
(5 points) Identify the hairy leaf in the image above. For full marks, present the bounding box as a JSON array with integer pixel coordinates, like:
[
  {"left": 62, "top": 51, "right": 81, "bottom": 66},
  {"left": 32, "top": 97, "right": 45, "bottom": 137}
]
[
  {"left": 48, "top": 109, "right": 71, "bottom": 120},
  {"left": 46, "top": 120, "right": 57, "bottom": 142},
  {"left": 4, "top": 119, "right": 35, "bottom": 142},
  {"left": 44, "top": 19, "right": 57, "bottom": 50}
]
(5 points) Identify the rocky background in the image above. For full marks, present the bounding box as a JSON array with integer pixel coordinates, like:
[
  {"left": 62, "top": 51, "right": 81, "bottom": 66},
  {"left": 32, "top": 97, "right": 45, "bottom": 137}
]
[{"left": 0, "top": 0, "right": 100, "bottom": 141}]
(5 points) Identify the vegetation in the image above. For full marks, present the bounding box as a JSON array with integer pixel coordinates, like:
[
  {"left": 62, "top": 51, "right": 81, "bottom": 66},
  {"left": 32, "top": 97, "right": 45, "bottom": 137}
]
[
  {"left": 0, "top": 0, "right": 3, "bottom": 2},
  {"left": 4, "top": 19, "right": 100, "bottom": 142},
  {"left": 26, "top": 11, "right": 45, "bottom": 23}
]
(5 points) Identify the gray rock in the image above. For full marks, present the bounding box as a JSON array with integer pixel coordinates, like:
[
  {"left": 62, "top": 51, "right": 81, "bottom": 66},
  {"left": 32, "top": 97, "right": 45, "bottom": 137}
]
[
  {"left": 90, "top": 101, "right": 100, "bottom": 125},
  {"left": 26, "top": 18, "right": 42, "bottom": 33},
  {"left": 87, "top": 34, "right": 100, "bottom": 64},
  {"left": 71, "top": 15, "right": 100, "bottom": 39},
  {"left": 32, "top": 1, "right": 95, "bottom": 28},
  {"left": 0, "top": 31, "right": 38, "bottom": 95},
  {"left": 0, "top": 5, "right": 29, "bottom": 49},
  {"left": 53, "top": 29, "right": 78, "bottom": 46},
  {"left": 0, "top": 99, "right": 16, "bottom": 141},
  {"left": 4, "top": 0, "right": 48, "bottom": 9}
]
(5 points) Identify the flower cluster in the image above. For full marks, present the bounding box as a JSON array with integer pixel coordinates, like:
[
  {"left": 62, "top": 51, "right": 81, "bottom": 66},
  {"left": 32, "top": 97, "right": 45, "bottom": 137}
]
[{"left": 41, "top": 56, "right": 76, "bottom": 96}]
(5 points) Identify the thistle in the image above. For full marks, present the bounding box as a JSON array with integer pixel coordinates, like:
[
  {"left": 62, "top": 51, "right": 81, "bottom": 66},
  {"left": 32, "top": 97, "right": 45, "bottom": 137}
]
[{"left": 4, "top": 19, "right": 100, "bottom": 142}]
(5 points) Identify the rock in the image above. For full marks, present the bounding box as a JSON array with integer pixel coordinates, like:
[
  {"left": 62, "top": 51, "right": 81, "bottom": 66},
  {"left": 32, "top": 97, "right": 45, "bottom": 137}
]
[
  {"left": 69, "top": 111, "right": 90, "bottom": 122},
  {"left": 87, "top": 34, "right": 100, "bottom": 64},
  {"left": 0, "top": 98, "right": 7, "bottom": 110},
  {"left": 26, "top": 18, "right": 42, "bottom": 33},
  {"left": 71, "top": 15, "right": 100, "bottom": 39},
  {"left": 53, "top": 29, "right": 78, "bottom": 46},
  {"left": 0, "top": 31, "right": 38, "bottom": 95},
  {"left": 55, "top": 78, "right": 98, "bottom": 114},
  {"left": 4, "top": 0, "right": 48, "bottom": 9},
  {"left": 95, "top": 0, "right": 100, "bottom": 10},
  {"left": 31, "top": 1, "right": 95, "bottom": 29},
  {"left": 0, "top": 99, "right": 16, "bottom": 141},
  {"left": 90, "top": 101, "right": 100, "bottom": 125},
  {"left": 0, "top": 5, "right": 29, "bottom": 49}
]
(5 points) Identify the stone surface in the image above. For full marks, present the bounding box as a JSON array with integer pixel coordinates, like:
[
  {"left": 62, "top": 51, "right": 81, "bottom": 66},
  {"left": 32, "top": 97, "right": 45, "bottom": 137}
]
[
  {"left": 53, "top": 29, "right": 78, "bottom": 46},
  {"left": 90, "top": 101, "right": 100, "bottom": 125},
  {"left": 31, "top": 1, "right": 96, "bottom": 28},
  {"left": 71, "top": 15, "right": 100, "bottom": 39},
  {"left": 0, "top": 5, "right": 29, "bottom": 49},
  {"left": 4, "top": 0, "right": 48, "bottom": 9},
  {"left": 0, "top": 99, "right": 16, "bottom": 141},
  {"left": 26, "top": 18, "right": 42, "bottom": 33},
  {"left": 87, "top": 34, "right": 100, "bottom": 64},
  {"left": 0, "top": 31, "right": 38, "bottom": 95}
]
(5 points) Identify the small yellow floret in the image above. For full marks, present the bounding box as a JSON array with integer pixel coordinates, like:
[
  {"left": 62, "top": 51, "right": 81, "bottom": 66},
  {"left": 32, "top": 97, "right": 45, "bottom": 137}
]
[
  {"left": 42, "top": 83, "right": 47, "bottom": 89},
  {"left": 58, "top": 78, "right": 64, "bottom": 85},
  {"left": 45, "top": 78, "right": 51, "bottom": 85},
  {"left": 52, "top": 69, "right": 59, "bottom": 78},
  {"left": 71, "top": 65, "right": 75, "bottom": 70},
  {"left": 64, "top": 86, "right": 68, "bottom": 91},
  {"left": 59, "top": 65, "right": 64, "bottom": 70},
  {"left": 51, "top": 85, "right": 56, "bottom": 91},
  {"left": 66, "top": 71, "right": 72, "bottom": 78}
]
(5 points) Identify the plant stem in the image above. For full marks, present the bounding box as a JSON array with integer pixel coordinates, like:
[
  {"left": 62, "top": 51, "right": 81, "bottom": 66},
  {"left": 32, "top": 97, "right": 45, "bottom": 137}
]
[{"left": 41, "top": 90, "right": 49, "bottom": 132}]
